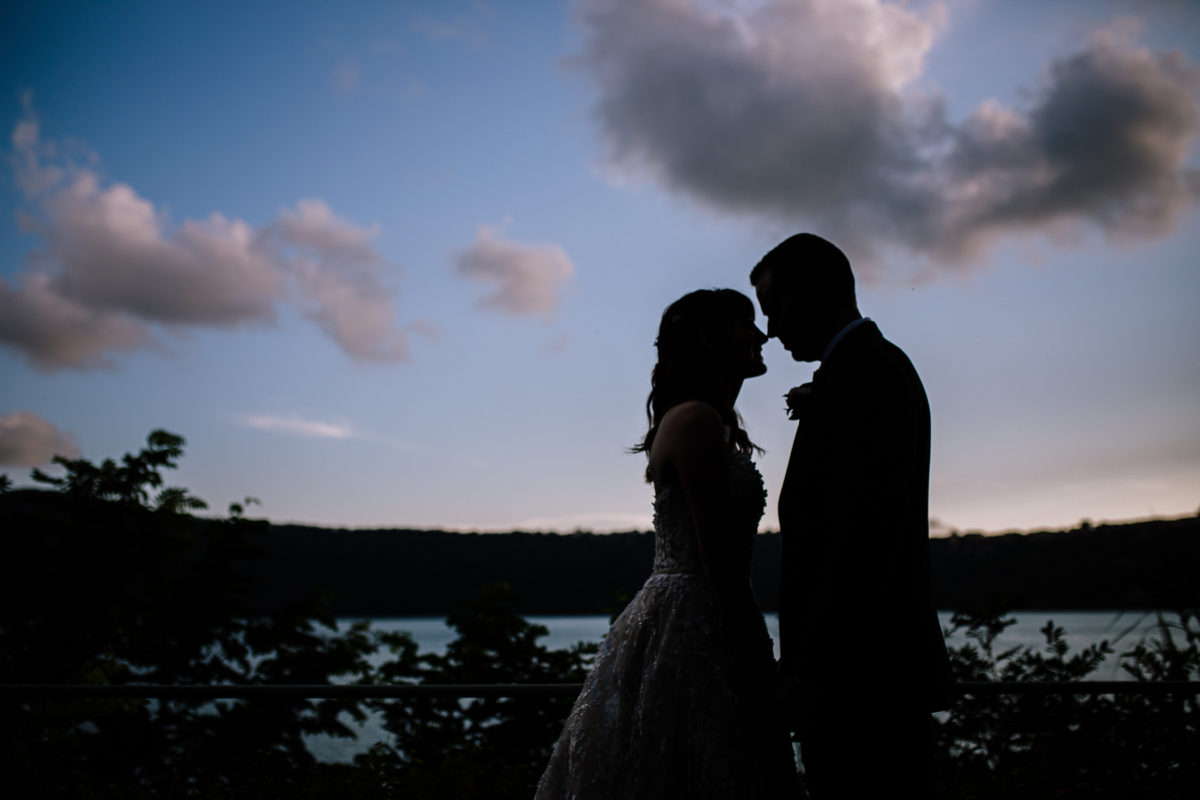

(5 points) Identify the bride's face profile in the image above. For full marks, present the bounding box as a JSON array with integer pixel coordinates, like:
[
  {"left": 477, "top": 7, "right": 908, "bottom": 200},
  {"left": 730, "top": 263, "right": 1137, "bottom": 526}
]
[
  {"left": 649, "top": 288, "right": 767, "bottom": 395},
  {"left": 634, "top": 288, "right": 765, "bottom": 464},
  {"left": 715, "top": 315, "right": 769, "bottom": 379}
]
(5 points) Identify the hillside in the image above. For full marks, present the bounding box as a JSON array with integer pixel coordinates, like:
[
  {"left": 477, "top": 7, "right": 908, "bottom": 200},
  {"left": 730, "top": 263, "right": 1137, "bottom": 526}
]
[
  {"left": 252, "top": 515, "right": 1200, "bottom": 615},
  {"left": 3, "top": 488, "right": 1196, "bottom": 615}
]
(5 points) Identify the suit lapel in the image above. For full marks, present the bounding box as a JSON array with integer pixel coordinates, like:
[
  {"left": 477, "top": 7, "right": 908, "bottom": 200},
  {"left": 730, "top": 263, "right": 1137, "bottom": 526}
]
[{"left": 778, "top": 321, "right": 883, "bottom": 531}]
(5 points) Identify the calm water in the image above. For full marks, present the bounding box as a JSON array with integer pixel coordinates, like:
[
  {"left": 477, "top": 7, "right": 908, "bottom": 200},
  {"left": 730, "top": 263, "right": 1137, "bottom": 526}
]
[
  {"left": 360, "top": 611, "right": 1166, "bottom": 680},
  {"left": 305, "top": 611, "right": 1169, "bottom": 762}
]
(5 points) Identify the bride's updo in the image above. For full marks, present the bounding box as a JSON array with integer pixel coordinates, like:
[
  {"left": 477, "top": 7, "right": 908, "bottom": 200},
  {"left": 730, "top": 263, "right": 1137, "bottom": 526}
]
[{"left": 632, "top": 288, "right": 761, "bottom": 474}]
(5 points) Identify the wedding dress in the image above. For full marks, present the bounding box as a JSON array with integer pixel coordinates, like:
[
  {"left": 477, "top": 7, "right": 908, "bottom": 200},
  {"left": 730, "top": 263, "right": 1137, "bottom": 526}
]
[{"left": 534, "top": 453, "right": 797, "bottom": 799}]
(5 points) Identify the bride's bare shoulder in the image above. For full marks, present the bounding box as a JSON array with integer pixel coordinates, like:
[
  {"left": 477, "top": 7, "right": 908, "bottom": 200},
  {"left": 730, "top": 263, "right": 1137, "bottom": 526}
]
[
  {"left": 657, "top": 401, "right": 722, "bottom": 441},
  {"left": 648, "top": 401, "right": 726, "bottom": 487}
]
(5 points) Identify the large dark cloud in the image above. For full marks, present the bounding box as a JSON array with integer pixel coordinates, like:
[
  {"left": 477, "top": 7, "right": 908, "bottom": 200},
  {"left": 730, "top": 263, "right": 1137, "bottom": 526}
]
[
  {"left": 0, "top": 411, "right": 78, "bottom": 467},
  {"left": 2, "top": 101, "right": 409, "bottom": 370},
  {"left": 940, "top": 22, "right": 1200, "bottom": 256},
  {"left": 576, "top": 0, "right": 1200, "bottom": 270}
]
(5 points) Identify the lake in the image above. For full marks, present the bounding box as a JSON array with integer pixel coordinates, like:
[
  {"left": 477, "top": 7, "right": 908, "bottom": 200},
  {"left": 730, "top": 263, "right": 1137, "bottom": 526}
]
[
  {"left": 357, "top": 611, "right": 1166, "bottom": 680},
  {"left": 305, "top": 610, "right": 1171, "bottom": 762}
]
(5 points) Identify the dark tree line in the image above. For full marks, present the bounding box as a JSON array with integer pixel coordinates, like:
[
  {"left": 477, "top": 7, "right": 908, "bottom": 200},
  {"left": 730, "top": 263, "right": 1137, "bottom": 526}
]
[{"left": 235, "top": 515, "right": 1200, "bottom": 617}]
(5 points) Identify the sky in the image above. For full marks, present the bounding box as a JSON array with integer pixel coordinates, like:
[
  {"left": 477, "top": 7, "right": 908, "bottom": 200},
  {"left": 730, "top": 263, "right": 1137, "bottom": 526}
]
[{"left": 1, "top": 0, "right": 1197, "bottom": 535}]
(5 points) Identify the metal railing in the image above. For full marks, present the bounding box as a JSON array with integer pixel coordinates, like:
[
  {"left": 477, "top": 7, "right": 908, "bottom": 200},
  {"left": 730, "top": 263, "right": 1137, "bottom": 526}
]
[
  {"left": 1, "top": 683, "right": 582, "bottom": 699},
  {"left": 2, "top": 681, "right": 1197, "bottom": 699}
]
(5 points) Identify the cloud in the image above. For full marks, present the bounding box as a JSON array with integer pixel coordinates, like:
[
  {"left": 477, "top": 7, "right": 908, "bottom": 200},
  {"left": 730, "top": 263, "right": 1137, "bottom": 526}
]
[
  {"left": 412, "top": 17, "right": 479, "bottom": 43},
  {"left": 0, "top": 273, "right": 152, "bottom": 370},
  {"left": 0, "top": 411, "right": 79, "bottom": 467},
  {"left": 575, "top": 0, "right": 1200, "bottom": 269},
  {"left": 2, "top": 99, "right": 408, "bottom": 370},
  {"left": 934, "top": 20, "right": 1200, "bottom": 259},
  {"left": 454, "top": 225, "right": 574, "bottom": 316},
  {"left": 543, "top": 332, "right": 570, "bottom": 352},
  {"left": 237, "top": 413, "right": 358, "bottom": 440},
  {"left": 332, "top": 59, "right": 363, "bottom": 94},
  {"left": 268, "top": 200, "right": 409, "bottom": 361},
  {"left": 236, "top": 412, "right": 419, "bottom": 450},
  {"left": 411, "top": 3, "right": 493, "bottom": 44},
  {"left": 408, "top": 318, "right": 443, "bottom": 341}
]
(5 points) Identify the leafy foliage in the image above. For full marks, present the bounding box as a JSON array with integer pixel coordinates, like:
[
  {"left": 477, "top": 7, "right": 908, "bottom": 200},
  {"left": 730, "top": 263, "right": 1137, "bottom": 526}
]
[
  {"left": 1, "top": 432, "right": 596, "bottom": 799},
  {"left": 29, "top": 429, "right": 207, "bottom": 513},
  {"left": 935, "top": 608, "right": 1199, "bottom": 798},
  {"left": 3, "top": 432, "right": 376, "bottom": 798},
  {"left": 359, "top": 583, "right": 596, "bottom": 799}
]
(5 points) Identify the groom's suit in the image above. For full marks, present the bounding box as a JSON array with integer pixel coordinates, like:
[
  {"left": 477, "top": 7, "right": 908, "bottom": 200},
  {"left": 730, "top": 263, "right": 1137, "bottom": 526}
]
[{"left": 778, "top": 320, "right": 952, "bottom": 794}]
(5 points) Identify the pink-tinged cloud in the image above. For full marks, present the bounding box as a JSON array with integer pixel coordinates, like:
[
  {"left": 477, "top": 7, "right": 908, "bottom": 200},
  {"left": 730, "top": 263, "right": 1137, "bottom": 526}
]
[
  {"left": 0, "top": 273, "right": 152, "bottom": 370},
  {"left": 236, "top": 412, "right": 420, "bottom": 451},
  {"left": 0, "top": 411, "right": 79, "bottom": 467},
  {"left": 237, "top": 413, "right": 358, "bottom": 440},
  {"left": 268, "top": 200, "right": 409, "bottom": 361},
  {"left": 576, "top": 0, "right": 1200, "bottom": 270},
  {"left": 454, "top": 225, "right": 574, "bottom": 317},
  {"left": 1, "top": 99, "right": 409, "bottom": 370}
]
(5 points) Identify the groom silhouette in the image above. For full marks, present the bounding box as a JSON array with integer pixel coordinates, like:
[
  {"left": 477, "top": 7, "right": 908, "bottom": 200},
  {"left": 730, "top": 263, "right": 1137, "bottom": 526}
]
[{"left": 751, "top": 234, "right": 952, "bottom": 797}]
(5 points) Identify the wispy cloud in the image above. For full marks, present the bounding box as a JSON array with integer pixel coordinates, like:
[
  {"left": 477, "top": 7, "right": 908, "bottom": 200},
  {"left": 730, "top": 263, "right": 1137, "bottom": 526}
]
[
  {"left": 332, "top": 59, "right": 363, "bottom": 94},
  {"left": 576, "top": 0, "right": 1200, "bottom": 271},
  {"left": 411, "top": 3, "right": 493, "bottom": 44},
  {"left": 543, "top": 332, "right": 570, "bottom": 352},
  {"left": 238, "top": 413, "right": 358, "bottom": 440},
  {"left": 236, "top": 413, "right": 418, "bottom": 450},
  {"left": 1, "top": 97, "right": 409, "bottom": 370},
  {"left": 454, "top": 224, "right": 574, "bottom": 317},
  {"left": 0, "top": 411, "right": 79, "bottom": 467}
]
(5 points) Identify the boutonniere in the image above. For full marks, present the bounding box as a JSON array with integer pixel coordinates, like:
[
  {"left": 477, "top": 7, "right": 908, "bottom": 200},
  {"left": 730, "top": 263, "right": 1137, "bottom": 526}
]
[{"left": 784, "top": 383, "right": 814, "bottom": 420}]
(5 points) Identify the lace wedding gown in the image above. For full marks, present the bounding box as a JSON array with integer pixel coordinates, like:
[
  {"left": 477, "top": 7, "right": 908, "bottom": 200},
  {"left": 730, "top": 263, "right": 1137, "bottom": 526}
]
[{"left": 534, "top": 453, "right": 797, "bottom": 799}]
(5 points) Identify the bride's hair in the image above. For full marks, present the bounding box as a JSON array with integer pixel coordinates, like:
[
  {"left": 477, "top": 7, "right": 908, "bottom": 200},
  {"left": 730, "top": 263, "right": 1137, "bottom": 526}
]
[{"left": 632, "top": 288, "right": 762, "bottom": 476}]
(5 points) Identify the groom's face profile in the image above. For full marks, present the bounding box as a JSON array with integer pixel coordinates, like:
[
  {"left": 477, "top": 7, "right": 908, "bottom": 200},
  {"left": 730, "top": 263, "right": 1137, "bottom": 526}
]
[{"left": 754, "top": 269, "right": 824, "bottom": 362}]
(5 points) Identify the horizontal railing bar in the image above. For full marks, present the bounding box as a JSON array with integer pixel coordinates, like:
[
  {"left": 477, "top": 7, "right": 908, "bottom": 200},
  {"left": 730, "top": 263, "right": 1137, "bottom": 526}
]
[
  {"left": 950, "top": 681, "right": 1195, "bottom": 695},
  {"left": 1, "top": 681, "right": 1197, "bottom": 699},
  {"left": 0, "top": 683, "right": 585, "bottom": 699},
  {"left": 955, "top": 681, "right": 1198, "bottom": 696}
]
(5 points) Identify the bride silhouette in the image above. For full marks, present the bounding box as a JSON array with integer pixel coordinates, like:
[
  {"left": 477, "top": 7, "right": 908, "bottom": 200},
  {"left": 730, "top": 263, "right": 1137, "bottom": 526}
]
[{"left": 535, "top": 289, "right": 797, "bottom": 799}]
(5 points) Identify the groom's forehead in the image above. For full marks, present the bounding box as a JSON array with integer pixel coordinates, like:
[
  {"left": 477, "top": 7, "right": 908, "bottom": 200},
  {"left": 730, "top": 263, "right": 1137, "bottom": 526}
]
[
  {"left": 754, "top": 270, "right": 779, "bottom": 300},
  {"left": 756, "top": 270, "right": 804, "bottom": 308},
  {"left": 753, "top": 279, "right": 774, "bottom": 311}
]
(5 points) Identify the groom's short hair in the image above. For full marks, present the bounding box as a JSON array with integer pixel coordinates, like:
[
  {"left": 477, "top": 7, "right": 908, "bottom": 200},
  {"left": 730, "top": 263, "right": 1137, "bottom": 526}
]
[{"left": 750, "top": 233, "right": 856, "bottom": 304}]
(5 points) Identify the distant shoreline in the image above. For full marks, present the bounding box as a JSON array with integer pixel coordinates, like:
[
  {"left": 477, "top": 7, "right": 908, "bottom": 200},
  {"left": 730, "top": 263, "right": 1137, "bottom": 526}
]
[
  {"left": 253, "top": 513, "right": 1200, "bottom": 616},
  {"left": 242, "top": 510, "right": 1200, "bottom": 539},
  {"left": 4, "top": 488, "right": 1196, "bottom": 616}
]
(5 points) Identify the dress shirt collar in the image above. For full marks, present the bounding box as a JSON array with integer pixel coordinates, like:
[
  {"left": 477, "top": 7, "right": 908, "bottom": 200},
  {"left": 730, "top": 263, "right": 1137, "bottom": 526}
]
[{"left": 821, "top": 317, "right": 870, "bottom": 363}]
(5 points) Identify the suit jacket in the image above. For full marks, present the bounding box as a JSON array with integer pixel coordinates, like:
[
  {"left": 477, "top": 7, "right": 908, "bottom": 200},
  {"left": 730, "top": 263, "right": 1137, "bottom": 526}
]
[{"left": 778, "top": 320, "right": 952, "bottom": 712}]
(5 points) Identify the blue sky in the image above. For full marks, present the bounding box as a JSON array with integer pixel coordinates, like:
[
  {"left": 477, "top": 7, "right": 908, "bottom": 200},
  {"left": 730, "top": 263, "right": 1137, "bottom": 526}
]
[{"left": 2, "top": 0, "right": 1198, "bottom": 534}]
